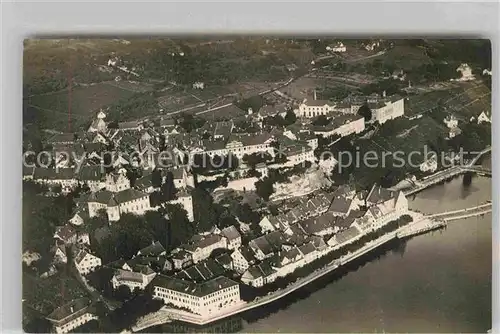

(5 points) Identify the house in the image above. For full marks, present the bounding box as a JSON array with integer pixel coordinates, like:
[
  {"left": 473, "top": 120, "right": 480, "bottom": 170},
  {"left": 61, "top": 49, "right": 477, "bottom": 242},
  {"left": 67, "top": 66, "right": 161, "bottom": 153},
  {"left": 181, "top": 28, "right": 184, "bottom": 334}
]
[
  {"left": 111, "top": 262, "right": 157, "bottom": 291},
  {"left": 74, "top": 249, "right": 102, "bottom": 276},
  {"left": 171, "top": 250, "right": 193, "bottom": 270},
  {"left": 419, "top": 154, "right": 438, "bottom": 173},
  {"left": 118, "top": 120, "right": 144, "bottom": 131},
  {"left": 68, "top": 208, "right": 89, "bottom": 226},
  {"left": 33, "top": 168, "right": 78, "bottom": 193},
  {"left": 184, "top": 234, "right": 228, "bottom": 263},
  {"left": 54, "top": 225, "right": 78, "bottom": 245},
  {"left": 326, "top": 42, "right": 346, "bottom": 52},
  {"left": 298, "top": 212, "right": 338, "bottom": 236},
  {"left": 224, "top": 132, "right": 275, "bottom": 159},
  {"left": 53, "top": 244, "right": 68, "bottom": 264},
  {"left": 87, "top": 110, "right": 107, "bottom": 133},
  {"left": 152, "top": 275, "right": 241, "bottom": 317},
  {"left": 312, "top": 114, "right": 365, "bottom": 138},
  {"left": 241, "top": 260, "right": 277, "bottom": 287},
  {"left": 443, "top": 115, "right": 458, "bottom": 129},
  {"left": 221, "top": 226, "right": 242, "bottom": 250},
  {"left": 76, "top": 165, "right": 105, "bottom": 192},
  {"left": 296, "top": 99, "right": 335, "bottom": 118},
  {"left": 452, "top": 63, "right": 475, "bottom": 81},
  {"left": 277, "top": 142, "right": 316, "bottom": 168},
  {"left": 296, "top": 131, "right": 318, "bottom": 150},
  {"left": 46, "top": 297, "right": 98, "bottom": 334},
  {"left": 87, "top": 188, "right": 151, "bottom": 222},
  {"left": 136, "top": 241, "right": 166, "bottom": 257},
  {"left": 22, "top": 251, "right": 41, "bottom": 266},
  {"left": 105, "top": 169, "right": 131, "bottom": 192},
  {"left": 230, "top": 246, "right": 256, "bottom": 273},
  {"left": 477, "top": 111, "right": 491, "bottom": 124},
  {"left": 327, "top": 226, "right": 362, "bottom": 248},
  {"left": 448, "top": 126, "right": 462, "bottom": 139},
  {"left": 367, "top": 95, "right": 405, "bottom": 124},
  {"left": 248, "top": 235, "right": 275, "bottom": 260}
]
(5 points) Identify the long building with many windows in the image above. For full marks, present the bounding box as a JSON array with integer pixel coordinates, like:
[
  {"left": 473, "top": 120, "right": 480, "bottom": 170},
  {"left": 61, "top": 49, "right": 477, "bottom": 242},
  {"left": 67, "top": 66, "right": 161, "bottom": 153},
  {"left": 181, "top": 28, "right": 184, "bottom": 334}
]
[{"left": 152, "top": 275, "right": 241, "bottom": 317}]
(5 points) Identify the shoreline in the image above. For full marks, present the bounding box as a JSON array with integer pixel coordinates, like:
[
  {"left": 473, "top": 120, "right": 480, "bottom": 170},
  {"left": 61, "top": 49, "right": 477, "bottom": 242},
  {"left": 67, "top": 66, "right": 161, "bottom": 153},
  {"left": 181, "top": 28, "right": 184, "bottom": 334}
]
[{"left": 132, "top": 213, "right": 442, "bottom": 330}]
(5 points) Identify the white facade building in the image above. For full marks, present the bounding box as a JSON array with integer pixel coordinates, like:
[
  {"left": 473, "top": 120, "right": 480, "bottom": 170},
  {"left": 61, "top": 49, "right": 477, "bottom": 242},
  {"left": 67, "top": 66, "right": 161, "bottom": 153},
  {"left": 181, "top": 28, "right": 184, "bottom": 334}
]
[
  {"left": 74, "top": 250, "right": 102, "bottom": 276},
  {"left": 46, "top": 298, "right": 98, "bottom": 334},
  {"left": 184, "top": 234, "right": 228, "bottom": 263},
  {"left": 368, "top": 96, "right": 405, "bottom": 124},
  {"left": 296, "top": 99, "right": 335, "bottom": 118},
  {"left": 152, "top": 275, "right": 241, "bottom": 317}
]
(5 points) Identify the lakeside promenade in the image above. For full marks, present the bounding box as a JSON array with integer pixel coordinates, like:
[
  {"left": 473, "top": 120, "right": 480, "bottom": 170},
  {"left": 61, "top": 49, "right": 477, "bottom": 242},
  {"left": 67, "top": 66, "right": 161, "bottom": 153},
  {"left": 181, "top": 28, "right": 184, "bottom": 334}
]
[{"left": 132, "top": 212, "right": 442, "bottom": 330}]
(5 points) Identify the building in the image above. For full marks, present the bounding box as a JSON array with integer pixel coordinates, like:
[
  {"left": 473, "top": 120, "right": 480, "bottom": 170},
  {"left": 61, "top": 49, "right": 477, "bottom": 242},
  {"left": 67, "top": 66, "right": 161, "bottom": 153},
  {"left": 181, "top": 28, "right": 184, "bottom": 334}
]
[
  {"left": 477, "top": 111, "right": 491, "bottom": 124},
  {"left": 443, "top": 115, "right": 458, "bottom": 129},
  {"left": 184, "top": 234, "right": 228, "bottom": 263},
  {"left": 230, "top": 246, "right": 256, "bottom": 273},
  {"left": 326, "top": 42, "right": 347, "bottom": 52},
  {"left": 33, "top": 168, "right": 78, "bottom": 193},
  {"left": 74, "top": 249, "right": 102, "bottom": 276},
  {"left": 111, "top": 261, "right": 157, "bottom": 291},
  {"left": 221, "top": 226, "right": 242, "bottom": 250},
  {"left": 171, "top": 250, "right": 193, "bottom": 270},
  {"left": 105, "top": 169, "right": 131, "bottom": 192},
  {"left": 87, "top": 188, "right": 152, "bottom": 222},
  {"left": 312, "top": 114, "right": 365, "bottom": 138},
  {"left": 367, "top": 95, "right": 405, "bottom": 124},
  {"left": 137, "top": 241, "right": 167, "bottom": 257},
  {"left": 241, "top": 260, "right": 277, "bottom": 287},
  {"left": 46, "top": 298, "right": 98, "bottom": 334},
  {"left": 278, "top": 142, "right": 315, "bottom": 168},
  {"left": 296, "top": 99, "right": 335, "bottom": 118},
  {"left": 152, "top": 275, "right": 241, "bottom": 317},
  {"left": 54, "top": 225, "right": 78, "bottom": 245},
  {"left": 87, "top": 111, "right": 108, "bottom": 133},
  {"left": 327, "top": 226, "right": 362, "bottom": 248},
  {"left": 76, "top": 165, "right": 105, "bottom": 192}
]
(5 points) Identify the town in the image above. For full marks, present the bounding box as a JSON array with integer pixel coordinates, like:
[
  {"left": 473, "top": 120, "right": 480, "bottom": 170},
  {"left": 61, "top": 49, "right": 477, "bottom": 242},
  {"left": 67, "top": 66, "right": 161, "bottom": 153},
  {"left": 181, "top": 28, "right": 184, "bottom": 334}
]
[{"left": 22, "top": 38, "right": 492, "bottom": 333}]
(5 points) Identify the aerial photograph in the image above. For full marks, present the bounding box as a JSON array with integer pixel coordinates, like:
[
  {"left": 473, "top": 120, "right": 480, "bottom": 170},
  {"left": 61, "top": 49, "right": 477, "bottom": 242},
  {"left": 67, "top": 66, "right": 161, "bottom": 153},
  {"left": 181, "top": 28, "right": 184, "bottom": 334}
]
[{"left": 22, "top": 38, "right": 492, "bottom": 333}]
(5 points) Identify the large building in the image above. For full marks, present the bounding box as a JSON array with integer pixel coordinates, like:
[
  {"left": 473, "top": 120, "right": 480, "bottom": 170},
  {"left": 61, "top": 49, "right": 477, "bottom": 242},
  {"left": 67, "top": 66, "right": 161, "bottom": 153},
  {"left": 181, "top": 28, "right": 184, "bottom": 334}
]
[
  {"left": 152, "top": 275, "right": 241, "bottom": 317},
  {"left": 296, "top": 99, "right": 335, "bottom": 118},
  {"left": 46, "top": 298, "right": 98, "bottom": 334},
  {"left": 367, "top": 95, "right": 405, "bottom": 124},
  {"left": 87, "top": 188, "right": 152, "bottom": 222},
  {"left": 312, "top": 114, "right": 365, "bottom": 138}
]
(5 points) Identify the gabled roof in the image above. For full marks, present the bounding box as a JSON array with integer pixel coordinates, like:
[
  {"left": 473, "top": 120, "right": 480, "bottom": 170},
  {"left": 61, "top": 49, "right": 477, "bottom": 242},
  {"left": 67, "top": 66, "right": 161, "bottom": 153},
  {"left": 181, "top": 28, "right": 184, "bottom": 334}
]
[
  {"left": 366, "top": 184, "right": 397, "bottom": 205},
  {"left": 54, "top": 224, "right": 77, "bottom": 242},
  {"left": 302, "top": 99, "right": 333, "bottom": 107},
  {"left": 77, "top": 165, "right": 104, "bottom": 182},
  {"left": 184, "top": 234, "right": 224, "bottom": 252},
  {"left": 46, "top": 297, "right": 92, "bottom": 324},
  {"left": 221, "top": 226, "right": 241, "bottom": 241},
  {"left": 137, "top": 241, "right": 166, "bottom": 257},
  {"left": 333, "top": 226, "right": 361, "bottom": 245}
]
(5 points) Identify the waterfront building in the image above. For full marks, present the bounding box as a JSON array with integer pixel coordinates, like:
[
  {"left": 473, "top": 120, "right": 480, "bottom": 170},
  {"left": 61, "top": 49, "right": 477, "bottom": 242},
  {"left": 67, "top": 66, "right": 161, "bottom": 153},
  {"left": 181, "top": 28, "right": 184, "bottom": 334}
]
[
  {"left": 231, "top": 246, "right": 256, "bottom": 274},
  {"left": 152, "top": 275, "right": 241, "bottom": 317}
]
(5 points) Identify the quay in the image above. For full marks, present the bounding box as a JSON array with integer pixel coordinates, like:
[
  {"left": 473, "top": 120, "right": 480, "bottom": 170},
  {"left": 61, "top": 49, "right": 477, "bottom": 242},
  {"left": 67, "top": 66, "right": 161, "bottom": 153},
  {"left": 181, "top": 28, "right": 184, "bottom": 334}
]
[
  {"left": 132, "top": 212, "right": 443, "bottom": 331},
  {"left": 131, "top": 203, "right": 492, "bottom": 331},
  {"left": 403, "top": 146, "right": 491, "bottom": 197}
]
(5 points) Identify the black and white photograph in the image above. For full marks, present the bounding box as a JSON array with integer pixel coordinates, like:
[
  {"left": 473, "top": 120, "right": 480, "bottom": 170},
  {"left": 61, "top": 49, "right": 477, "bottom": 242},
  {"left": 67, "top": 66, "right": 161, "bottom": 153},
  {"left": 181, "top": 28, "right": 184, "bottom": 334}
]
[{"left": 21, "top": 37, "right": 492, "bottom": 333}]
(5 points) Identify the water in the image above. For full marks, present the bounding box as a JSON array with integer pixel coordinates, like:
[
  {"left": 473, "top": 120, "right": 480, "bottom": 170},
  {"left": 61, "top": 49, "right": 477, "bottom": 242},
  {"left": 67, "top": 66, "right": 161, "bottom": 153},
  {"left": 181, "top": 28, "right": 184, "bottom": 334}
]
[{"left": 155, "top": 172, "right": 492, "bottom": 333}]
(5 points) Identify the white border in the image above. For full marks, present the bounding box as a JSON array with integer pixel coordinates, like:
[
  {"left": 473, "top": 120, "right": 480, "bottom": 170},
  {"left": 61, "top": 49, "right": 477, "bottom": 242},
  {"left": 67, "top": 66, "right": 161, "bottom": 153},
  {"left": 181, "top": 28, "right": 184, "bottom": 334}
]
[{"left": 1, "top": 1, "right": 499, "bottom": 333}]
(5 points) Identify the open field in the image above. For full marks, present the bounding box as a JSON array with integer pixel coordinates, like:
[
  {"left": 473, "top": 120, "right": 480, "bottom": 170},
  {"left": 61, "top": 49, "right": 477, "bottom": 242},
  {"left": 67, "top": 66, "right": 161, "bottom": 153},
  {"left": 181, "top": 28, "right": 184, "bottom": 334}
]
[
  {"left": 25, "top": 82, "right": 136, "bottom": 131},
  {"left": 405, "top": 81, "right": 491, "bottom": 118}
]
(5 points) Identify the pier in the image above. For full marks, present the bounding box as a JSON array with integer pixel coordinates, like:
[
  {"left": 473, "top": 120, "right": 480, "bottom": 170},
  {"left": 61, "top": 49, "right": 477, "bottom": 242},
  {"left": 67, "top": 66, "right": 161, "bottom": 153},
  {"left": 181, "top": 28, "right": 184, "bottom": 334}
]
[
  {"left": 131, "top": 201, "right": 492, "bottom": 331},
  {"left": 403, "top": 146, "right": 491, "bottom": 196}
]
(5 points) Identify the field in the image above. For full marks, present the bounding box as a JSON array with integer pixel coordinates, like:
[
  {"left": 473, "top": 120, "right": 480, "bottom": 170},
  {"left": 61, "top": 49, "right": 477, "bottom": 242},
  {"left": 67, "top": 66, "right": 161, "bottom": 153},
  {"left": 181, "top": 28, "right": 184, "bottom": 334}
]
[
  {"left": 405, "top": 81, "right": 491, "bottom": 118},
  {"left": 25, "top": 82, "right": 136, "bottom": 131}
]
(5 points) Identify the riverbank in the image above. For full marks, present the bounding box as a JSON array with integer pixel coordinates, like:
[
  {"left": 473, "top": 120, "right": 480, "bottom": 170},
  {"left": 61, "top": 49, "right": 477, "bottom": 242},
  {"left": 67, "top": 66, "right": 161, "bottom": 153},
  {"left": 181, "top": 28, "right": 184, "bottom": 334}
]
[{"left": 133, "top": 211, "right": 442, "bottom": 329}]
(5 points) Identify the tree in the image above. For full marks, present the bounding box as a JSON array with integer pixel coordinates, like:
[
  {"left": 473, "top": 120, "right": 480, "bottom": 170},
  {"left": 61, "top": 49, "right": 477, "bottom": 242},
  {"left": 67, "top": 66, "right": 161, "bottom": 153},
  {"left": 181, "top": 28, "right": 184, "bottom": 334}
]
[
  {"left": 311, "top": 115, "right": 330, "bottom": 126},
  {"left": 255, "top": 177, "right": 275, "bottom": 201},
  {"left": 161, "top": 171, "right": 177, "bottom": 202},
  {"left": 357, "top": 103, "right": 372, "bottom": 122},
  {"left": 151, "top": 168, "right": 163, "bottom": 188},
  {"left": 283, "top": 110, "right": 297, "bottom": 126}
]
